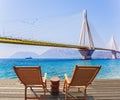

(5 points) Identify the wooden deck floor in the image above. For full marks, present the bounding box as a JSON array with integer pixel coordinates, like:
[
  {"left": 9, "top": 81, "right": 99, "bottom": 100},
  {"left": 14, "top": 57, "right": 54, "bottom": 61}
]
[{"left": 0, "top": 79, "right": 120, "bottom": 100}]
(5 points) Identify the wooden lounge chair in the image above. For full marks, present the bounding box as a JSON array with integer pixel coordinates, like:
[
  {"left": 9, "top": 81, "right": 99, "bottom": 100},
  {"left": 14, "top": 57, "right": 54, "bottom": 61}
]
[
  {"left": 63, "top": 65, "right": 101, "bottom": 100},
  {"left": 14, "top": 66, "right": 47, "bottom": 100}
]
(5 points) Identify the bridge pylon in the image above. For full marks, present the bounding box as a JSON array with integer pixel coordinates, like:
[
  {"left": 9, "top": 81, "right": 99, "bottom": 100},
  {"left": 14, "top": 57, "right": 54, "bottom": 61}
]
[
  {"left": 79, "top": 10, "right": 95, "bottom": 59},
  {"left": 112, "top": 50, "right": 117, "bottom": 59},
  {"left": 110, "top": 36, "right": 117, "bottom": 59}
]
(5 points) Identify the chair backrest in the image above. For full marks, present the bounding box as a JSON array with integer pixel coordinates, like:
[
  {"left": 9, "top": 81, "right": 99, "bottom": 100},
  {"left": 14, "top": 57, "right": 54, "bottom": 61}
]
[
  {"left": 14, "top": 66, "right": 43, "bottom": 86},
  {"left": 70, "top": 65, "right": 101, "bottom": 86}
]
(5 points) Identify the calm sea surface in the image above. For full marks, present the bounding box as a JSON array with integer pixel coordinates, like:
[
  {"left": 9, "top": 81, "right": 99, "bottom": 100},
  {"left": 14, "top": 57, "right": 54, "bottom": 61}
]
[{"left": 0, "top": 58, "right": 120, "bottom": 79}]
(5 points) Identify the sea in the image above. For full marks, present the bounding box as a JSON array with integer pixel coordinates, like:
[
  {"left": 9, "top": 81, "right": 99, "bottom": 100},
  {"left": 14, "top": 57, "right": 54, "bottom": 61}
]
[{"left": 0, "top": 58, "right": 120, "bottom": 79}]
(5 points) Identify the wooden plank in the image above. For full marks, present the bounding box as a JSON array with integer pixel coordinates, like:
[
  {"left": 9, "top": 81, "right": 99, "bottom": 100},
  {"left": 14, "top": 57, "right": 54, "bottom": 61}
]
[{"left": 0, "top": 79, "right": 120, "bottom": 100}]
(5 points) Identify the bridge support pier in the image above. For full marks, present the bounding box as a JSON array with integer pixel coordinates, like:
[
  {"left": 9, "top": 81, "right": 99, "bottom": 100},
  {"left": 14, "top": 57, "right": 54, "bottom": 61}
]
[
  {"left": 111, "top": 50, "right": 117, "bottom": 59},
  {"left": 79, "top": 49, "right": 94, "bottom": 60}
]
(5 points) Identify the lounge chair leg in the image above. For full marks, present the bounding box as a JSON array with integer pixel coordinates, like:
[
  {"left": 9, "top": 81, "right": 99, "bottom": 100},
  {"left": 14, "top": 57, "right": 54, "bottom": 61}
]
[
  {"left": 25, "top": 86, "right": 27, "bottom": 100},
  {"left": 63, "top": 81, "right": 66, "bottom": 92},
  {"left": 44, "top": 87, "right": 46, "bottom": 100},
  {"left": 84, "top": 88, "right": 86, "bottom": 100},
  {"left": 65, "top": 84, "right": 68, "bottom": 100}
]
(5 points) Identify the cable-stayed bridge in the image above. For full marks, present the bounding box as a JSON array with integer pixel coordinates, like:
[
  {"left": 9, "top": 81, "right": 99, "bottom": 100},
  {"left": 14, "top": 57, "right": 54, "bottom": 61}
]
[{"left": 0, "top": 10, "right": 120, "bottom": 59}]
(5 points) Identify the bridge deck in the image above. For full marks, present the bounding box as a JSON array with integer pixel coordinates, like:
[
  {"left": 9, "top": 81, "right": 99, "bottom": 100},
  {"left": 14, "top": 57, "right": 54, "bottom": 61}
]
[
  {"left": 1, "top": 37, "right": 118, "bottom": 52},
  {"left": 0, "top": 79, "right": 120, "bottom": 100}
]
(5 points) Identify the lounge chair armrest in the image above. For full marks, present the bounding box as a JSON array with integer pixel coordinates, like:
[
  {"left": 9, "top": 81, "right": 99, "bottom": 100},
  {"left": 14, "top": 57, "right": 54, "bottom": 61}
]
[
  {"left": 64, "top": 74, "right": 70, "bottom": 84},
  {"left": 43, "top": 73, "right": 47, "bottom": 83}
]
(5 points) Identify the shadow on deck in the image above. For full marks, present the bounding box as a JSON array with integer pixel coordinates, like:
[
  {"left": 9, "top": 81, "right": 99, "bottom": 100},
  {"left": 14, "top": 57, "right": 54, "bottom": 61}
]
[{"left": 0, "top": 79, "right": 120, "bottom": 100}]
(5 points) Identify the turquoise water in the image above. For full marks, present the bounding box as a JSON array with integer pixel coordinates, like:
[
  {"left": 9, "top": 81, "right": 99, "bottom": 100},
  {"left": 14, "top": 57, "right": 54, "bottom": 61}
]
[{"left": 0, "top": 58, "right": 120, "bottom": 79}]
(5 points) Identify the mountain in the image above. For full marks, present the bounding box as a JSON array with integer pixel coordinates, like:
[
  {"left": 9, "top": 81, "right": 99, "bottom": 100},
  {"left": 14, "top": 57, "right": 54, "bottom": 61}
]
[
  {"left": 92, "top": 51, "right": 111, "bottom": 59},
  {"left": 10, "top": 52, "right": 40, "bottom": 58},
  {"left": 39, "top": 48, "right": 81, "bottom": 59},
  {"left": 40, "top": 48, "right": 120, "bottom": 59},
  {"left": 10, "top": 48, "right": 120, "bottom": 59},
  {"left": 93, "top": 51, "right": 120, "bottom": 59}
]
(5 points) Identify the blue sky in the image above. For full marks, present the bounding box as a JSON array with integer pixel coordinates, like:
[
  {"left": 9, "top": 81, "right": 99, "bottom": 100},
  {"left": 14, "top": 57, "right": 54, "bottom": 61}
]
[{"left": 0, "top": 0, "right": 120, "bottom": 58}]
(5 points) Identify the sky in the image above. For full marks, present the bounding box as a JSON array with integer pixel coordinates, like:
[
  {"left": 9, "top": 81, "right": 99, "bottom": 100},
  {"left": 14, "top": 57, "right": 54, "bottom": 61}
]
[{"left": 0, "top": 0, "right": 120, "bottom": 58}]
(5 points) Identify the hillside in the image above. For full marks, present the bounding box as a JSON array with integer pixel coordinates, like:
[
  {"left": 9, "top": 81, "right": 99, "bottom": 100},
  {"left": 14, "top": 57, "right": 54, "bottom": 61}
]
[
  {"left": 39, "top": 48, "right": 81, "bottom": 59},
  {"left": 9, "top": 48, "right": 120, "bottom": 59},
  {"left": 10, "top": 52, "right": 40, "bottom": 58}
]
